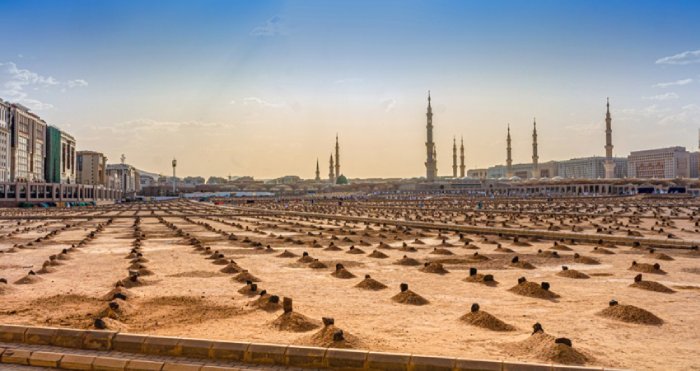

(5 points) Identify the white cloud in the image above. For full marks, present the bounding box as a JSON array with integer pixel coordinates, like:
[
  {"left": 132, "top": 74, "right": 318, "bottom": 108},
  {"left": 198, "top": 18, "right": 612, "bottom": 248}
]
[
  {"left": 381, "top": 99, "right": 396, "bottom": 112},
  {"left": 67, "top": 79, "right": 88, "bottom": 88},
  {"left": 242, "top": 96, "right": 285, "bottom": 108},
  {"left": 0, "top": 61, "right": 87, "bottom": 110},
  {"left": 643, "top": 92, "right": 679, "bottom": 101},
  {"left": 653, "top": 78, "right": 692, "bottom": 88},
  {"left": 656, "top": 49, "right": 700, "bottom": 65},
  {"left": 658, "top": 104, "right": 700, "bottom": 126},
  {"left": 250, "top": 16, "right": 285, "bottom": 36}
]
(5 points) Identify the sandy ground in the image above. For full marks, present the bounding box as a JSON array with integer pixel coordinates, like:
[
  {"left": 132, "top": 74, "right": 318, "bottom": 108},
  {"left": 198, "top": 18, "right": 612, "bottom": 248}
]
[{"left": 0, "top": 200, "right": 699, "bottom": 371}]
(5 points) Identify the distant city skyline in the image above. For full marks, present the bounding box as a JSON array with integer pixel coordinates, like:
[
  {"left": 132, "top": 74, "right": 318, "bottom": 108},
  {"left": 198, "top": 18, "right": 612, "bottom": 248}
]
[{"left": 1, "top": 0, "right": 699, "bottom": 178}]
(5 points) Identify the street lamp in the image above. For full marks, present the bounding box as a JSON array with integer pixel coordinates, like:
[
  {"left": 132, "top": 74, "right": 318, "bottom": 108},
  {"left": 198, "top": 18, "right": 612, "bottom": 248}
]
[{"left": 172, "top": 158, "right": 177, "bottom": 195}]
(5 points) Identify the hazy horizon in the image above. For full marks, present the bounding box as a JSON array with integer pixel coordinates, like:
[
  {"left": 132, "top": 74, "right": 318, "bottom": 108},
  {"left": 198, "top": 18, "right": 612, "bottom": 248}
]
[{"left": 2, "top": 0, "right": 699, "bottom": 179}]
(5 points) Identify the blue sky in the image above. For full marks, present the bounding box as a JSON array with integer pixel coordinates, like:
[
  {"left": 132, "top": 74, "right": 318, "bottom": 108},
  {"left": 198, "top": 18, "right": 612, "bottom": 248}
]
[{"left": 1, "top": 0, "right": 699, "bottom": 178}]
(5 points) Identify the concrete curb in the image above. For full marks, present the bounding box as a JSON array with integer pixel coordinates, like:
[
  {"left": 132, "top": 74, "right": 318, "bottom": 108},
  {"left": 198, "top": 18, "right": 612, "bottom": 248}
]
[{"left": 0, "top": 324, "right": 629, "bottom": 371}]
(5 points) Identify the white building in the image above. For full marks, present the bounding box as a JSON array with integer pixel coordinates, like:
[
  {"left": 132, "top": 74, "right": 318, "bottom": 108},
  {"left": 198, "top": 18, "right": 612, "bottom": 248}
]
[
  {"left": 557, "top": 157, "right": 627, "bottom": 179},
  {"left": 9, "top": 103, "right": 46, "bottom": 182},
  {"left": 106, "top": 163, "right": 141, "bottom": 194},
  {"left": 60, "top": 130, "right": 76, "bottom": 183},
  {"left": 627, "top": 146, "right": 690, "bottom": 179},
  {"left": 0, "top": 100, "right": 11, "bottom": 182}
]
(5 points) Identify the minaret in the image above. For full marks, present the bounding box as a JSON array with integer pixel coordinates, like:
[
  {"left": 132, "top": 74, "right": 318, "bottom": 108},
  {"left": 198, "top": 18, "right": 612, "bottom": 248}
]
[
  {"left": 506, "top": 124, "right": 513, "bottom": 177},
  {"left": 335, "top": 134, "right": 340, "bottom": 179},
  {"left": 452, "top": 137, "right": 457, "bottom": 177},
  {"left": 532, "top": 118, "right": 539, "bottom": 178},
  {"left": 329, "top": 154, "right": 335, "bottom": 183},
  {"left": 603, "top": 98, "right": 616, "bottom": 178},
  {"left": 315, "top": 159, "right": 320, "bottom": 181},
  {"left": 459, "top": 136, "right": 465, "bottom": 177},
  {"left": 424, "top": 91, "right": 437, "bottom": 181}
]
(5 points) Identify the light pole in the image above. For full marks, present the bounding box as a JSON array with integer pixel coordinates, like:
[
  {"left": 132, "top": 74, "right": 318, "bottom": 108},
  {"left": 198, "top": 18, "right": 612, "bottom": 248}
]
[{"left": 172, "top": 158, "right": 177, "bottom": 195}]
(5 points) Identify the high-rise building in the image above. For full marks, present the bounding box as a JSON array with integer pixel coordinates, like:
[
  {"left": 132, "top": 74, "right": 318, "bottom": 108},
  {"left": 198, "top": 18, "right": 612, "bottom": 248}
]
[
  {"left": 45, "top": 126, "right": 77, "bottom": 184},
  {"left": 77, "top": 150, "right": 107, "bottom": 186},
  {"left": 0, "top": 100, "right": 11, "bottom": 182},
  {"left": 557, "top": 156, "right": 627, "bottom": 179},
  {"left": 627, "top": 147, "right": 691, "bottom": 179},
  {"left": 424, "top": 92, "right": 437, "bottom": 181},
  {"left": 9, "top": 103, "right": 46, "bottom": 182}
]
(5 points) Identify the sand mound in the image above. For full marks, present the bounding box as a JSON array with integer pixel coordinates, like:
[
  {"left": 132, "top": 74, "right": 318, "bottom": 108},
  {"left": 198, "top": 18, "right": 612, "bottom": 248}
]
[
  {"left": 331, "top": 268, "right": 356, "bottom": 279},
  {"left": 550, "top": 244, "right": 572, "bottom": 251},
  {"left": 249, "top": 294, "right": 282, "bottom": 312},
  {"left": 420, "top": 262, "right": 449, "bottom": 274},
  {"left": 630, "top": 280, "right": 675, "bottom": 293},
  {"left": 305, "top": 324, "right": 361, "bottom": 348},
  {"left": 238, "top": 283, "right": 260, "bottom": 296},
  {"left": 14, "top": 271, "right": 41, "bottom": 285},
  {"left": 355, "top": 275, "right": 388, "bottom": 290},
  {"left": 463, "top": 243, "right": 480, "bottom": 250},
  {"left": 233, "top": 271, "right": 261, "bottom": 283},
  {"left": 510, "top": 261, "right": 536, "bottom": 269},
  {"left": 169, "top": 270, "right": 225, "bottom": 278},
  {"left": 573, "top": 255, "right": 600, "bottom": 265},
  {"left": 598, "top": 304, "right": 663, "bottom": 325},
  {"left": 494, "top": 246, "right": 515, "bottom": 253},
  {"left": 394, "top": 256, "right": 421, "bottom": 266},
  {"left": 346, "top": 246, "right": 365, "bottom": 254},
  {"left": 430, "top": 248, "right": 454, "bottom": 255},
  {"left": 592, "top": 247, "right": 615, "bottom": 255},
  {"left": 460, "top": 310, "right": 515, "bottom": 331},
  {"left": 463, "top": 273, "right": 498, "bottom": 286},
  {"left": 101, "top": 286, "right": 133, "bottom": 301},
  {"left": 556, "top": 269, "right": 589, "bottom": 279},
  {"left": 297, "top": 255, "right": 315, "bottom": 263},
  {"left": 368, "top": 250, "right": 389, "bottom": 259},
  {"left": 392, "top": 290, "right": 429, "bottom": 305},
  {"left": 220, "top": 261, "right": 242, "bottom": 274},
  {"left": 509, "top": 332, "right": 589, "bottom": 365},
  {"left": 508, "top": 281, "right": 560, "bottom": 300},
  {"left": 629, "top": 262, "right": 666, "bottom": 274},
  {"left": 308, "top": 259, "right": 328, "bottom": 269},
  {"left": 270, "top": 311, "right": 321, "bottom": 332},
  {"left": 98, "top": 299, "right": 132, "bottom": 320},
  {"left": 277, "top": 249, "right": 298, "bottom": 258},
  {"left": 324, "top": 245, "right": 342, "bottom": 251},
  {"left": 649, "top": 252, "right": 674, "bottom": 261},
  {"left": 468, "top": 252, "right": 490, "bottom": 261}
]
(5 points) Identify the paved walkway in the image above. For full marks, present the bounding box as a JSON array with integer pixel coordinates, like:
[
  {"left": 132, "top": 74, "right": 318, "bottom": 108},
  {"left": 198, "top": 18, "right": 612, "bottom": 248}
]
[{"left": 0, "top": 342, "right": 316, "bottom": 371}]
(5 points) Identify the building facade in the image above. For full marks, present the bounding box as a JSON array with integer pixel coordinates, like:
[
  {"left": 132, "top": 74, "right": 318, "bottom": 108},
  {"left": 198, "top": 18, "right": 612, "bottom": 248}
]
[
  {"left": 0, "top": 100, "right": 11, "bottom": 182},
  {"left": 106, "top": 163, "right": 141, "bottom": 194},
  {"left": 557, "top": 157, "right": 627, "bottom": 179},
  {"left": 60, "top": 130, "right": 76, "bottom": 183},
  {"left": 77, "top": 151, "right": 107, "bottom": 186},
  {"left": 9, "top": 103, "right": 46, "bottom": 182},
  {"left": 627, "top": 146, "right": 691, "bottom": 179}
]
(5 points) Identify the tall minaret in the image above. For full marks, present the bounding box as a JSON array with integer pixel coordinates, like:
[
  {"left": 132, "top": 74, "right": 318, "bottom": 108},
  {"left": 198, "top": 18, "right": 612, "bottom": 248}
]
[
  {"left": 452, "top": 137, "right": 457, "bottom": 177},
  {"left": 459, "top": 136, "right": 465, "bottom": 177},
  {"left": 329, "top": 154, "right": 335, "bottom": 183},
  {"left": 335, "top": 134, "right": 341, "bottom": 178},
  {"left": 603, "top": 97, "right": 616, "bottom": 179},
  {"left": 506, "top": 124, "right": 513, "bottom": 177},
  {"left": 532, "top": 118, "right": 539, "bottom": 178},
  {"left": 315, "top": 159, "right": 320, "bottom": 181},
  {"left": 425, "top": 91, "right": 437, "bottom": 181}
]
